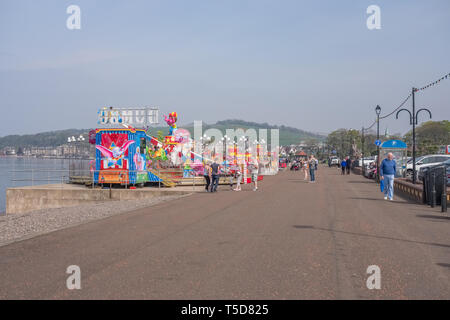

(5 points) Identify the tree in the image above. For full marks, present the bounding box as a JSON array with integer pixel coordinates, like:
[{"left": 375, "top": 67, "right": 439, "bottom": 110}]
[
  {"left": 403, "top": 120, "right": 450, "bottom": 156},
  {"left": 304, "top": 138, "right": 319, "bottom": 154},
  {"left": 326, "top": 129, "right": 362, "bottom": 159}
]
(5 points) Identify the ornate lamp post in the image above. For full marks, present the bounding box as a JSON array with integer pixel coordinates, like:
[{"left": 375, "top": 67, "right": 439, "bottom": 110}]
[
  {"left": 375, "top": 105, "right": 381, "bottom": 182},
  {"left": 396, "top": 87, "right": 432, "bottom": 184},
  {"left": 199, "top": 134, "right": 211, "bottom": 162},
  {"left": 361, "top": 127, "right": 366, "bottom": 176},
  {"left": 221, "top": 135, "right": 230, "bottom": 168},
  {"left": 68, "top": 136, "right": 76, "bottom": 158},
  {"left": 77, "top": 135, "right": 85, "bottom": 158}
]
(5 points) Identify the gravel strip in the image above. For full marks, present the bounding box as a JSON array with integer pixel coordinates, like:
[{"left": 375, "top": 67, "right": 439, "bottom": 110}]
[{"left": 0, "top": 194, "right": 191, "bottom": 246}]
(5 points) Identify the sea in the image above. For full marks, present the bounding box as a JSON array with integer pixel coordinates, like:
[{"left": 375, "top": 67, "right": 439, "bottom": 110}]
[{"left": 0, "top": 157, "right": 89, "bottom": 215}]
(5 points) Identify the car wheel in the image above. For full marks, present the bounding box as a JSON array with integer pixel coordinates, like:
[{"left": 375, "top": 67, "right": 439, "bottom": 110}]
[{"left": 405, "top": 170, "right": 413, "bottom": 180}]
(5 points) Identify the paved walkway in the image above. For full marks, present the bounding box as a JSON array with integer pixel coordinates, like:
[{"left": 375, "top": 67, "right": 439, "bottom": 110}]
[{"left": 0, "top": 166, "right": 449, "bottom": 299}]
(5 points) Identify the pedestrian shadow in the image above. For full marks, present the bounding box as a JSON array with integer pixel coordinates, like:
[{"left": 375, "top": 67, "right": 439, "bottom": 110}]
[
  {"left": 436, "top": 263, "right": 450, "bottom": 269},
  {"left": 347, "top": 196, "right": 415, "bottom": 205},
  {"left": 293, "top": 225, "right": 315, "bottom": 229},
  {"left": 347, "top": 180, "right": 375, "bottom": 184},
  {"left": 416, "top": 214, "right": 450, "bottom": 221},
  {"left": 287, "top": 179, "right": 309, "bottom": 183},
  {"left": 291, "top": 225, "right": 450, "bottom": 249},
  {"left": 348, "top": 197, "right": 383, "bottom": 201}
]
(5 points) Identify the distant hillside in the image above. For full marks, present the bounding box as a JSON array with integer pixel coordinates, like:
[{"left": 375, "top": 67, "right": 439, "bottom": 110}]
[
  {"left": 0, "top": 129, "right": 91, "bottom": 149},
  {"left": 200, "top": 120, "right": 325, "bottom": 145},
  {"left": 0, "top": 120, "right": 324, "bottom": 149}
]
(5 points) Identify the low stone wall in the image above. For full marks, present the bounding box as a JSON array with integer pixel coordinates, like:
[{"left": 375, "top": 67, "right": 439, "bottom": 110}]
[
  {"left": 350, "top": 168, "right": 449, "bottom": 204},
  {"left": 394, "top": 178, "right": 450, "bottom": 204},
  {"left": 6, "top": 185, "right": 194, "bottom": 214},
  {"left": 394, "top": 179, "right": 424, "bottom": 203}
]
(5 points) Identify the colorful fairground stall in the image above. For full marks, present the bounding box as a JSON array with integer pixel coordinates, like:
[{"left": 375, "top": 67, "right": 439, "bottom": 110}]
[
  {"left": 92, "top": 106, "right": 277, "bottom": 187},
  {"left": 94, "top": 127, "right": 164, "bottom": 186},
  {"left": 93, "top": 107, "right": 178, "bottom": 187}
]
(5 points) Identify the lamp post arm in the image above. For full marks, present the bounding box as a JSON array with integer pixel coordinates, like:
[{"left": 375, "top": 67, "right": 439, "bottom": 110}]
[
  {"left": 395, "top": 108, "right": 413, "bottom": 125},
  {"left": 415, "top": 108, "right": 432, "bottom": 125}
]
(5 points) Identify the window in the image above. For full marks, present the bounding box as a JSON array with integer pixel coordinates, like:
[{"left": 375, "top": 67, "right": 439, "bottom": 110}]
[
  {"left": 421, "top": 157, "right": 433, "bottom": 164},
  {"left": 436, "top": 156, "right": 450, "bottom": 163}
]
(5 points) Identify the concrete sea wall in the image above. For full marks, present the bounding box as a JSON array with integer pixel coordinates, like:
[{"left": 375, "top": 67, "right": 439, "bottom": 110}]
[{"left": 6, "top": 184, "right": 194, "bottom": 214}]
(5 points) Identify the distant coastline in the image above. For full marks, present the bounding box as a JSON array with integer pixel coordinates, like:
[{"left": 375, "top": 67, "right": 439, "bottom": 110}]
[{"left": 0, "top": 155, "right": 94, "bottom": 160}]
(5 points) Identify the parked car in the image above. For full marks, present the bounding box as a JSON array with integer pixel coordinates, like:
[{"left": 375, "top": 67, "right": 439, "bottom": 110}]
[
  {"left": 405, "top": 154, "right": 450, "bottom": 180},
  {"left": 330, "top": 157, "right": 340, "bottom": 166},
  {"left": 358, "top": 157, "right": 375, "bottom": 167},
  {"left": 418, "top": 159, "right": 450, "bottom": 186}
]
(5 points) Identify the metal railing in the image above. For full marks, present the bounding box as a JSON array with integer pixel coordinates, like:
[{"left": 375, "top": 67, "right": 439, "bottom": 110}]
[
  {"left": 10, "top": 169, "right": 70, "bottom": 188},
  {"left": 9, "top": 165, "right": 272, "bottom": 191},
  {"left": 422, "top": 165, "right": 448, "bottom": 212}
]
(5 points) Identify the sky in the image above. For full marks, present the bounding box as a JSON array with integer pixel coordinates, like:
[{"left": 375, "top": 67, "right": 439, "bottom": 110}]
[{"left": 0, "top": 0, "right": 449, "bottom": 137}]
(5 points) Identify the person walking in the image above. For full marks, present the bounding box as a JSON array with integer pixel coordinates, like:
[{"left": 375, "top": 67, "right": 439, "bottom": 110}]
[
  {"left": 233, "top": 164, "right": 242, "bottom": 191},
  {"left": 250, "top": 158, "right": 259, "bottom": 191},
  {"left": 203, "top": 162, "right": 211, "bottom": 192},
  {"left": 210, "top": 158, "right": 220, "bottom": 192},
  {"left": 308, "top": 155, "right": 317, "bottom": 183},
  {"left": 380, "top": 152, "right": 396, "bottom": 201},
  {"left": 302, "top": 159, "right": 309, "bottom": 180},
  {"left": 346, "top": 157, "right": 352, "bottom": 175},
  {"left": 228, "top": 166, "right": 234, "bottom": 190},
  {"left": 340, "top": 158, "right": 347, "bottom": 175}
]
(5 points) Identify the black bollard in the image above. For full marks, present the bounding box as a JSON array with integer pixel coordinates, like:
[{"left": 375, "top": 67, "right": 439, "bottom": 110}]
[
  {"left": 431, "top": 172, "right": 436, "bottom": 208},
  {"left": 442, "top": 167, "right": 447, "bottom": 213}
]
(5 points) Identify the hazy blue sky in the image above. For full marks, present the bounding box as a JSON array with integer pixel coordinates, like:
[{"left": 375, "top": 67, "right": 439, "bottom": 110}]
[{"left": 0, "top": 0, "right": 449, "bottom": 137}]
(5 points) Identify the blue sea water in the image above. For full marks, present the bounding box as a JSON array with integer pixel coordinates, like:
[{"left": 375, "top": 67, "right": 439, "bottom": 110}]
[{"left": 0, "top": 157, "right": 81, "bottom": 214}]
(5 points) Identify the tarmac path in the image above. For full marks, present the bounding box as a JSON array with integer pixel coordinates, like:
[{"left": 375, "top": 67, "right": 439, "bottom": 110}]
[{"left": 0, "top": 166, "right": 449, "bottom": 299}]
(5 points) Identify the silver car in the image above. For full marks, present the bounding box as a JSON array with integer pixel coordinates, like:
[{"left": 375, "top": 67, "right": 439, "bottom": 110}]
[{"left": 418, "top": 159, "right": 450, "bottom": 186}]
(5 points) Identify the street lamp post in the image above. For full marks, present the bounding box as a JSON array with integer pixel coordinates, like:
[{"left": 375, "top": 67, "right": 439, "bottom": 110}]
[
  {"left": 77, "top": 135, "right": 85, "bottom": 158},
  {"left": 233, "top": 141, "right": 237, "bottom": 166},
  {"left": 375, "top": 105, "right": 381, "bottom": 183},
  {"left": 221, "top": 135, "right": 230, "bottom": 169},
  {"left": 395, "top": 87, "right": 432, "bottom": 184},
  {"left": 200, "top": 135, "right": 211, "bottom": 162},
  {"left": 67, "top": 134, "right": 85, "bottom": 179},
  {"left": 245, "top": 137, "right": 249, "bottom": 162},
  {"left": 361, "top": 126, "right": 365, "bottom": 176}
]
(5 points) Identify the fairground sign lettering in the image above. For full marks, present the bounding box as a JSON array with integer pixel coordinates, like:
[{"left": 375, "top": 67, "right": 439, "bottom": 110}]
[{"left": 97, "top": 107, "right": 159, "bottom": 127}]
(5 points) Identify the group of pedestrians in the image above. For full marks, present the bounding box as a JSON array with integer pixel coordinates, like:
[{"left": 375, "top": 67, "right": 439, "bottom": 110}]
[
  {"left": 203, "top": 159, "right": 220, "bottom": 192},
  {"left": 203, "top": 158, "right": 259, "bottom": 192},
  {"left": 340, "top": 157, "right": 352, "bottom": 175},
  {"left": 297, "top": 155, "right": 318, "bottom": 183}
]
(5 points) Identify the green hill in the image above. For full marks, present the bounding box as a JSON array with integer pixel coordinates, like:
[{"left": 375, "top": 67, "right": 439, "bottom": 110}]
[
  {"left": 0, "top": 120, "right": 324, "bottom": 149},
  {"left": 172, "top": 120, "right": 325, "bottom": 146},
  {"left": 0, "top": 129, "right": 91, "bottom": 149}
]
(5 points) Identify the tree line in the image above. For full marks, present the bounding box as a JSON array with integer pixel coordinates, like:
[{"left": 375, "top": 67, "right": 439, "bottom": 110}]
[{"left": 325, "top": 120, "right": 449, "bottom": 159}]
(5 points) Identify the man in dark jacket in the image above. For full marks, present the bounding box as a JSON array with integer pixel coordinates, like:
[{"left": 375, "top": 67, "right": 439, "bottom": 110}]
[
  {"left": 210, "top": 158, "right": 220, "bottom": 192},
  {"left": 346, "top": 157, "right": 352, "bottom": 175}
]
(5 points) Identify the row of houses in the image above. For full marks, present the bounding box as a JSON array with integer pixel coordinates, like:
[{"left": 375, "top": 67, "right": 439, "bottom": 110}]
[
  {"left": 0, "top": 144, "right": 93, "bottom": 159},
  {"left": 279, "top": 141, "right": 327, "bottom": 159}
]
